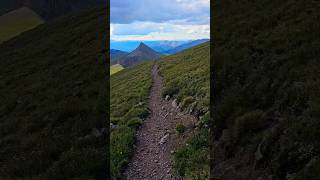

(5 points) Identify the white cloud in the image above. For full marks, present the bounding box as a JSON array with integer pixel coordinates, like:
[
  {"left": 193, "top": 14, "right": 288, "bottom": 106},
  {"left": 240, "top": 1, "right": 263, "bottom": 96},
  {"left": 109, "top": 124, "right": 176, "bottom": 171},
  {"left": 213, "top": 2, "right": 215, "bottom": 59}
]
[
  {"left": 111, "top": 21, "right": 210, "bottom": 41},
  {"left": 110, "top": 0, "right": 210, "bottom": 41}
]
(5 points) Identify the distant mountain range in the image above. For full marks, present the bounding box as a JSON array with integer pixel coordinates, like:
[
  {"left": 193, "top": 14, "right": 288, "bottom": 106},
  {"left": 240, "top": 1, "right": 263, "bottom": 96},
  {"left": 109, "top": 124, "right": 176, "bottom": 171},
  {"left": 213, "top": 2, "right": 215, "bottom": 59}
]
[
  {"left": 110, "top": 39, "right": 209, "bottom": 54},
  {"left": 110, "top": 39, "right": 210, "bottom": 68},
  {"left": 110, "top": 49, "right": 128, "bottom": 65},
  {"left": 110, "top": 40, "right": 186, "bottom": 53},
  {"left": 165, "top": 39, "right": 209, "bottom": 54},
  {"left": 114, "top": 42, "right": 161, "bottom": 68},
  {"left": 0, "top": 0, "right": 105, "bottom": 20}
]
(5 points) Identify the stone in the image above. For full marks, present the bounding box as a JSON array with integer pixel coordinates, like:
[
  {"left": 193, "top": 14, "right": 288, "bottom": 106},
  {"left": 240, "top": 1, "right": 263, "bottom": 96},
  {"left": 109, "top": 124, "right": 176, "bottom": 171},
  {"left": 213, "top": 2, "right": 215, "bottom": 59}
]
[
  {"left": 159, "top": 134, "right": 169, "bottom": 145},
  {"left": 255, "top": 142, "right": 263, "bottom": 161},
  {"left": 165, "top": 95, "right": 170, "bottom": 101},
  {"left": 110, "top": 123, "right": 117, "bottom": 129},
  {"left": 172, "top": 99, "right": 178, "bottom": 108},
  {"left": 170, "top": 150, "right": 175, "bottom": 154}
]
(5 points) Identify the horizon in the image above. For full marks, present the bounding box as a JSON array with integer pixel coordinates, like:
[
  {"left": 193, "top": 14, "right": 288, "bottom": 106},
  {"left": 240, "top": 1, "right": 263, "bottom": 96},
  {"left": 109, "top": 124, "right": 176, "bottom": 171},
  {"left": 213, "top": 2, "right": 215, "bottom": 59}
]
[
  {"left": 110, "top": 38, "right": 210, "bottom": 52},
  {"left": 110, "top": 0, "right": 210, "bottom": 42}
]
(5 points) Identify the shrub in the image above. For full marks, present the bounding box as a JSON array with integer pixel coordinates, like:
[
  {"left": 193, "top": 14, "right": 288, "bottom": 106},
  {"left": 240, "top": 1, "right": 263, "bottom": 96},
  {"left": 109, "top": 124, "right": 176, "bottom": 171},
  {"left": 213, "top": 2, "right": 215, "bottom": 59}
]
[
  {"left": 127, "top": 118, "right": 143, "bottom": 128},
  {"left": 176, "top": 124, "right": 186, "bottom": 134},
  {"left": 174, "top": 129, "right": 209, "bottom": 178},
  {"left": 181, "top": 96, "right": 194, "bottom": 109},
  {"left": 110, "top": 126, "right": 135, "bottom": 179},
  {"left": 125, "top": 107, "right": 149, "bottom": 119},
  {"left": 162, "top": 80, "right": 180, "bottom": 98},
  {"left": 233, "top": 110, "right": 266, "bottom": 141}
]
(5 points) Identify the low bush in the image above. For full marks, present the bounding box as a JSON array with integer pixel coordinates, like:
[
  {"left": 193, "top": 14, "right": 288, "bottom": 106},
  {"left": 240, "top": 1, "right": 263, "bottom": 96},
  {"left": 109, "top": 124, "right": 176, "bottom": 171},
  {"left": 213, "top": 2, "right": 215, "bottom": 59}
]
[
  {"left": 233, "top": 110, "right": 266, "bottom": 142},
  {"left": 181, "top": 96, "right": 194, "bottom": 109},
  {"left": 174, "top": 129, "right": 209, "bottom": 179},
  {"left": 127, "top": 118, "right": 143, "bottom": 128},
  {"left": 176, "top": 124, "right": 186, "bottom": 134}
]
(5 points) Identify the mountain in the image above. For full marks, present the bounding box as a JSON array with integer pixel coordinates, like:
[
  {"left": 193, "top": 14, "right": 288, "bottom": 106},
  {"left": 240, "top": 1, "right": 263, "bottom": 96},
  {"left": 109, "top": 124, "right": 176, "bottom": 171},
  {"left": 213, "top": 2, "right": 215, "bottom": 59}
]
[
  {"left": 117, "top": 42, "right": 161, "bottom": 67},
  {"left": 110, "top": 40, "right": 187, "bottom": 52},
  {"left": 0, "top": 0, "right": 105, "bottom": 20},
  {"left": 110, "top": 49, "right": 128, "bottom": 65},
  {"left": 0, "top": 6, "right": 107, "bottom": 179},
  {"left": 165, "top": 39, "right": 209, "bottom": 54},
  {"left": 0, "top": 7, "right": 43, "bottom": 43}
]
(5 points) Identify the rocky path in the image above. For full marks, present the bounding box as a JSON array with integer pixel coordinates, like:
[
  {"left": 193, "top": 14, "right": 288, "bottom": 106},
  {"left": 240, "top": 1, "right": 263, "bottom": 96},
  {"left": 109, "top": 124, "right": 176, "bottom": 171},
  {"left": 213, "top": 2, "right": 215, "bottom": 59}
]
[{"left": 122, "top": 63, "right": 197, "bottom": 180}]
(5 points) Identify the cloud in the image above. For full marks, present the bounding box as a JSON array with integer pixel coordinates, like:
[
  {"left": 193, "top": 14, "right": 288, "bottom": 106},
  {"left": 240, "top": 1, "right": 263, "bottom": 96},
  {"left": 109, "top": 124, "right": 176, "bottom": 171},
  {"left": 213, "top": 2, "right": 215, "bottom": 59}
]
[
  {"left": 110, "top": 0, "right": 209, "bottom": 24},
  {"left": 110, "top": 0, "right": 210, "bottom": 41},
  {"left": 111, "top": 21, "right": 209, "bottom": 41}
]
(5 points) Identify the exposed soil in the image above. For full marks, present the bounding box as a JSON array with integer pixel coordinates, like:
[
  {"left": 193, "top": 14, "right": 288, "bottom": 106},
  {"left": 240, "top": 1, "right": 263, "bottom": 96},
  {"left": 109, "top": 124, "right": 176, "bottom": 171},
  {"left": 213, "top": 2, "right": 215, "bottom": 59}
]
[{"left": 122, "top": 63, "right": 197, "bottom": 180}]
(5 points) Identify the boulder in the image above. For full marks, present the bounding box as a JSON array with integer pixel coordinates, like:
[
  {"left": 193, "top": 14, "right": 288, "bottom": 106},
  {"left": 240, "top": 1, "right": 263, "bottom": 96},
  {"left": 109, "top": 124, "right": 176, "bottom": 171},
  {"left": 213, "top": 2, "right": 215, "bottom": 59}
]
[{"left": 165, "top": 95, "right": 170, "bottom": 101}]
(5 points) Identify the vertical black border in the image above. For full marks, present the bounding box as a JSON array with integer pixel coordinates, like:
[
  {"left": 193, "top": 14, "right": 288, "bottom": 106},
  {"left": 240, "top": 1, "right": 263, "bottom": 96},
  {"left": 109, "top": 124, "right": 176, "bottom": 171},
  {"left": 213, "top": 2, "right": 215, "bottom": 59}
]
[
  {"left": 106, "top": 0, "right": 111, "bottom": 179},
  {"left": 209, "top": 0, "right": 216, "bottom": 179}
]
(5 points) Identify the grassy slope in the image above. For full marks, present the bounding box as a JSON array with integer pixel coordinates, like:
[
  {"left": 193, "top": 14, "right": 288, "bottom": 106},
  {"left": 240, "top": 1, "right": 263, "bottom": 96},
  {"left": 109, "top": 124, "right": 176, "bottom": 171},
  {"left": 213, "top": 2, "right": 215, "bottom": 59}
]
[
  {"left": 0, "top": 7, "right": 107, "bottom": 179},
  {"left": 110, "top": 62, "right": 153, "bottom": 179},
  {"left": 159, "top": 42, "right": 210, "bottom": 179},
  {"left": 0, "top": 7, "right": 43, "bottom": 43},
  {"left": 213, "top": 0, "right": 320, "bottom": 178},
  {"left": 110, "top": 64, "right": 124, "bottom": 75}
]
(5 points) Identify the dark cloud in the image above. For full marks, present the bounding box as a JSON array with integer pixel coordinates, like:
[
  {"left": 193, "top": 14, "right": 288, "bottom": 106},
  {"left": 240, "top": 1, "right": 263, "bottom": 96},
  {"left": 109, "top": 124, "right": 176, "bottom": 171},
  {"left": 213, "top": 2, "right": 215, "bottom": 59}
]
[{"left": 110, "top": 0, "right": 209, "bottom": 24}]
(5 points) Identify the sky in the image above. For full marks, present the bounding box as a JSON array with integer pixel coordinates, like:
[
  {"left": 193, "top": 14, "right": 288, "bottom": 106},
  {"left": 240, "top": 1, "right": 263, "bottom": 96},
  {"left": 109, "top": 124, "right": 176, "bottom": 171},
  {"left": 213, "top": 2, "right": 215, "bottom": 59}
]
[{"left": 110, "top": 0, "right": 210, "bottom": 41}]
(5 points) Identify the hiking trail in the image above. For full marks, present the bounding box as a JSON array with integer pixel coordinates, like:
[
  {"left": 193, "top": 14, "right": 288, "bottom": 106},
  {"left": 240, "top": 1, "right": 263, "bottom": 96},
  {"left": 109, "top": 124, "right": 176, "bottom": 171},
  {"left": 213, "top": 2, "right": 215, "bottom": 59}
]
[{"left": 122, "top": 63, "right": 197, "bottom": 179}]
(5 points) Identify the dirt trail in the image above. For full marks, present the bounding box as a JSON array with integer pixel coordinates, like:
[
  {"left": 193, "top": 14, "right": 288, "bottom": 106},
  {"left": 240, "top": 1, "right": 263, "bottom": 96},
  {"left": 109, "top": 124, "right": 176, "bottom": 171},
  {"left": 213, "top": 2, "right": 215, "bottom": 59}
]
[{"left": 122, "top": 64, "right": 197, "bottom": 180}]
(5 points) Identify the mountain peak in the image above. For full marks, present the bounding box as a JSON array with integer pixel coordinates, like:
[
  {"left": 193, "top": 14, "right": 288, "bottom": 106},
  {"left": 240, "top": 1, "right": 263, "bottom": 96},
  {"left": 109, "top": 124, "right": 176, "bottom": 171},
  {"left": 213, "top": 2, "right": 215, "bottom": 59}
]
[
  {"left": 138, "top": 42, "right": 148, "bottom": 48},
  {"left": 135, "top": 42, "right": 155, "bottom": 52},
  {"left": 117, "top": 42, "right": 161, "bottom": 67}
]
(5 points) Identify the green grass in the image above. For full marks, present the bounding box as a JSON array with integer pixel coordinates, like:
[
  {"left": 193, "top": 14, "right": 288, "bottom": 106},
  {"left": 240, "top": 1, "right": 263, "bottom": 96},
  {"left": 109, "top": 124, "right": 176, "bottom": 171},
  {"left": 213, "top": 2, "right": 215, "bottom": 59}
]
[
  {"left": 213, "top": 0, "right": 320, "bottom": 178},
  {"left": 158, "top": 42, "right": 210, "bottom": 179},
  {"left": 0, "top": 7, "right": 43, "bottom": 43},
  {"left": 110, "top": 64, "right": 124, "bottom": 75},
  {"left": 0, "top": 7, "right": 107, "bottom": 179},
  {"left": 110, "top": 62, "right": 153, "bottom": 179}
]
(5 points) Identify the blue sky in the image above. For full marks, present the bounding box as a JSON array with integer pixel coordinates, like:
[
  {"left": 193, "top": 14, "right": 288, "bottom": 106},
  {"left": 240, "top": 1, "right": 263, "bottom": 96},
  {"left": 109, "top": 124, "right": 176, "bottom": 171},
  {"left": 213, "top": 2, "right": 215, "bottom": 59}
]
[{"left": 110, "top": 0, "right": 210, "bottom": 41}]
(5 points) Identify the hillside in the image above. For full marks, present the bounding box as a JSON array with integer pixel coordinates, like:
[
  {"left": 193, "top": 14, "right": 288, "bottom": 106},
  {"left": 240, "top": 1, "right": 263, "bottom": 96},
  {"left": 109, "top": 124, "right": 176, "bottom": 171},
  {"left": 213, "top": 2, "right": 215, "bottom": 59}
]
[
  {"left": 159, "top": 42, "right": 210, "bottom": 179},
  {"left": 110, "top": 42, "right": 210, "bottom": 179},
  {"left": 117, "top": 42, "right": 161, "bottom": 67},
  {"left": 110, "top": 62, "right": 153, "bottom": 179},
  {"left": 110, "top": 64, "right": 124, "bottom": 75},
  {"left": 0, "top": 7, "right": 43, "bottom": 43},
  {"left": 165, "top": 39, "right": 209, "bottom": 55},
  {"left": 212, "top": 0, "right": 320, "bottom": 179},
  {"left": 0, "top": 6, "right": 107, "bottom": 179}
]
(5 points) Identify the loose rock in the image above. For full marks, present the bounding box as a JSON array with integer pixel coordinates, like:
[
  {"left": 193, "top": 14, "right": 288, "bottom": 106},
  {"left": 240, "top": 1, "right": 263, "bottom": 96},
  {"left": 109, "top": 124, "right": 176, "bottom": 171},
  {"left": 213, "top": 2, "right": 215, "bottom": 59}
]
[{"left": 159, "top": 134, "right": 169, "bottom": 144}]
